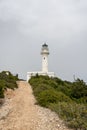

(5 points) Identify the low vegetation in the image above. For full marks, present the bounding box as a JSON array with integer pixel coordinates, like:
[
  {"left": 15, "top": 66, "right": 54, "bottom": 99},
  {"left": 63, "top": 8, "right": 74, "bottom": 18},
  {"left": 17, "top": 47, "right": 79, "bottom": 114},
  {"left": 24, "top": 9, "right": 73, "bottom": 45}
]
[
  {"left": 0, "top": 71, "right": 19, "bottom": 99},
  {"left": 29, "top": 75, "right": 87, "bottom": 130}
]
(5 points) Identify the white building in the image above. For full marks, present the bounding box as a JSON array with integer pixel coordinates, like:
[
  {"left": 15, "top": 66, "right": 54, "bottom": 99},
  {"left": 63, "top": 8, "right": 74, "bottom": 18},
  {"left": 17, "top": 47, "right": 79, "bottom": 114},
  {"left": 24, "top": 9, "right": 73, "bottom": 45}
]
[{"left": 27, "top": 43, "right": 55, "bottom": 82}]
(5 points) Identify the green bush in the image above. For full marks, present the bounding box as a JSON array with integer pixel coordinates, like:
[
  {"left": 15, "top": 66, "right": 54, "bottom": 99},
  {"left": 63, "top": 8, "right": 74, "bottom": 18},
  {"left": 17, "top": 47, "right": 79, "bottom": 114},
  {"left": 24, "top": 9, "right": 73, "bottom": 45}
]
[
  {"left": 71, "top": 79, "right": 87, "bottom": 99},
  {"left": 0, "top": 80, "right": 6, "bottom": 98},
  {"left": 36, "top": 89, "right": 59, "bottom": 107},
  {"left": 37, "top": 90, "right": 71, "bottom": 107},
  {"left": 0, "top": 88, "right": 4, "bottom": 98},
  {"left": 0, "top": 71, "right": 19, "bottom": 99},
  {"left": 6, "top": 82, "right": 18, "bottom": 90},
  {"left": 49, "top": 102, "right": 87, "bottom": 130},
  {"left": 32, "top": 83, "right": 52, "bottom": 96},
  {"left": 29, "top": 75, "right": 87, "bottom": 130}
]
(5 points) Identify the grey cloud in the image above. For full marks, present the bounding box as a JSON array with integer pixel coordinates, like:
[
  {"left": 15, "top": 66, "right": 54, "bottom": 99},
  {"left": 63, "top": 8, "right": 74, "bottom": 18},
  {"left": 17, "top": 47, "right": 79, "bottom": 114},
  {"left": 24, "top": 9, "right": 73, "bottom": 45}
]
[{"left": 0, "top": 0, "right": 87, "bottom": 81}]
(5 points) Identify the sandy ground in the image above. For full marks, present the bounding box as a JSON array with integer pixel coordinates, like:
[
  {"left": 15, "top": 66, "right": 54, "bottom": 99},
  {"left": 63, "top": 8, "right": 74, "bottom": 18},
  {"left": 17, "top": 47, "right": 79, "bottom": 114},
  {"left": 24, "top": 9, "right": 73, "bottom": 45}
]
[{"left": 0, "top": 81, "right": 71, "bottom": 130}]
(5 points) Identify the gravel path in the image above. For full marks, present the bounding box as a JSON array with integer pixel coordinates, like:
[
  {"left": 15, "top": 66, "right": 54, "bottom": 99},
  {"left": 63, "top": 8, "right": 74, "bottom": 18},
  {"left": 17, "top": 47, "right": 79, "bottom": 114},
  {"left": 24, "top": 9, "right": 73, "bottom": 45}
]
[{"left": 0, "top": 81, "right": 71, "bottom": 130}]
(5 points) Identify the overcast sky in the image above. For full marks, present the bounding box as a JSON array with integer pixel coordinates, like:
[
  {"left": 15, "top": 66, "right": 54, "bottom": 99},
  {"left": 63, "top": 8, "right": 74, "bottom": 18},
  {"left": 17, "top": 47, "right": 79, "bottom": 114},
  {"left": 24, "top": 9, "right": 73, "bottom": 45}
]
[{"left": 0, "top": 0, "right": 87, "bottom": 81}]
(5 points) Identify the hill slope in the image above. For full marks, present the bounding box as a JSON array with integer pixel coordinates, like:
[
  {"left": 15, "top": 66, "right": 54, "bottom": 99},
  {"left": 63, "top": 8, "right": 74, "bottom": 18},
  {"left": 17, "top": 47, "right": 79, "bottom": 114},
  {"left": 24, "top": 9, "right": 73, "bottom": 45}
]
[
  {"left": 0, "top": 81, "right": 70, "bottom": 130},
  {"left": 29, "top": 75, "right": 87, "bottom": 130}
]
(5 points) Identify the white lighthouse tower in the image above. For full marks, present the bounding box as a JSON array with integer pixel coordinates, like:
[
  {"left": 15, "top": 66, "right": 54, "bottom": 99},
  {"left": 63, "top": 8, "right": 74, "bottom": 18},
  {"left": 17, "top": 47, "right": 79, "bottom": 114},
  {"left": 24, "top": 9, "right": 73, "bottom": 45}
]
[
  {"left": 41, "top": 43, "right": 49, "bottom": 73},
  {"left": 27, "top": 43, "right": 55, "bottom": 82}
]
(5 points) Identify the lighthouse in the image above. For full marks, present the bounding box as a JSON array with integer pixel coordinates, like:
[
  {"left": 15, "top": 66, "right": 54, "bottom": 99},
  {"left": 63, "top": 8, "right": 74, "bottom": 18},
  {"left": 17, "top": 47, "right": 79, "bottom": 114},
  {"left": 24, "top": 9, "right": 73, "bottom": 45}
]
[
  {"left": 27, "top": 43, "right": 55, "bottom": 82},
  {"left": 41, "top": 43, "right": 49, "bottom": 73}
]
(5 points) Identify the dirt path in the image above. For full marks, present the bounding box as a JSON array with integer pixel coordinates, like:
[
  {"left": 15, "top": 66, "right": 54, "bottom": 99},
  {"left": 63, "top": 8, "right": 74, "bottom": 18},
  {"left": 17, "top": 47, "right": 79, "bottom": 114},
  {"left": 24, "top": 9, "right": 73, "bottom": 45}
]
[{"left": 0, "top": 81, "right": 70, "bottom": 130}]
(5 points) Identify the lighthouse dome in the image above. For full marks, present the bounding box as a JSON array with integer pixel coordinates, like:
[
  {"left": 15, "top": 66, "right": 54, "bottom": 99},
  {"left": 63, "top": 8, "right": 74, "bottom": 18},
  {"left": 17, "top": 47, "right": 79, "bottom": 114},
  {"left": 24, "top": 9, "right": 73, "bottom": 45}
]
[{"left": 41, "top": 43, "right": 49, "bottom": 55}]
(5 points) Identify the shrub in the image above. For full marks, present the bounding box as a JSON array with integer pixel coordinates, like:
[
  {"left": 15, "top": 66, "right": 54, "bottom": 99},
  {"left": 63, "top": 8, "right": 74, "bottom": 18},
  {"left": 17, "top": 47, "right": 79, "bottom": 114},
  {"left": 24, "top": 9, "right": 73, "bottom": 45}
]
[
  {"left": 71, "top": 78, "right": 87, "bottom": 99},
  {"left": 37, "top": 89, "right": 59, "bottom": 107},
  {"left": 36, "top": 90, "right": 71, "bottom": 107},
  {"left": 29, "top": 75, "right": 87, "bottom": 130},
  {"left": 33, "top": 83, "right": 52, "bottom": 96},
  {"left": 0, "top": 71, "right": 19, "bottom": 99},
  {"left": 49, "top": 102, "right": 87, "bottom": 130},
  {"left": 0, "top": 80, "right": 6, "bottom": 98}
]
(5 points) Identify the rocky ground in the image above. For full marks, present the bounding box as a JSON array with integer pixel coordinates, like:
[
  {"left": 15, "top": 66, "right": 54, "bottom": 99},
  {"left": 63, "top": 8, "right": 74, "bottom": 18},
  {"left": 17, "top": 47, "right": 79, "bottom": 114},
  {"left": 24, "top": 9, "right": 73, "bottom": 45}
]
[{"left": 0, "top": 81, "right": 71, "bottom": 130}]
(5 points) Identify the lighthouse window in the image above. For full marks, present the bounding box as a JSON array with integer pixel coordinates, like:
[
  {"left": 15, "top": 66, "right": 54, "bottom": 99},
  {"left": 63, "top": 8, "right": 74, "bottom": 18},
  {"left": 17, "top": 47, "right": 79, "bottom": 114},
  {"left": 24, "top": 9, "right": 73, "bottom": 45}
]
[{"left": 44, "top": 57, "right": 45, "bottom": 60}]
